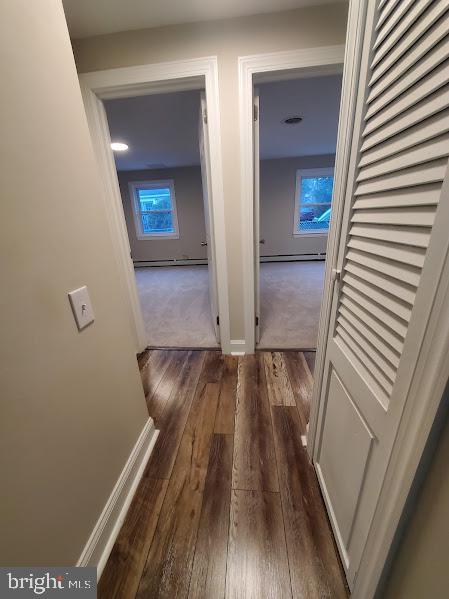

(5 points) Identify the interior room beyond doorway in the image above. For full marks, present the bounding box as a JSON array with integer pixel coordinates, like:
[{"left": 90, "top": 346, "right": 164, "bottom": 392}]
[
  {"left": 104, "top": 90, "right": 220, "bottom": 349},
  {"left": 256, "top": 73, "right": 342, "bottom": 349}
]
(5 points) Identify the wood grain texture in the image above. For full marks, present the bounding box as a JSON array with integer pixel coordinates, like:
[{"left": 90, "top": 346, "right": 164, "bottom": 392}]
[
  {"left": 263, "top": 352, "right": 296, "bottom": 406},
  {"left": 214, "top": 355, "right": 238, "bottom": 434},
  {"left": 98, "top": 476, "right": 168, "bottom": 599},
  {"left": 146, "top": 350, "right": 189, "bottom": 425},
  {"left": 232, "top": 354, "right": 279, "bottom": 492},
  {"left": 145, "top": 350, "right": 205, "bottom": 480},
  {"left": 188, "top": 434, "right": 233, "bottom": 599},
  {"left": 137, "top": 381, "right": 221, "bottom": 599},
  {"left": 226, "top": 489, "right": 292, "bottom": 599},
  {"left": 283, "top": 351, "right": 314, "bottom": 432},
  {"left": 271, "top": 406, "right": 348, "bottom": 599},
  {"left": 101, "top": 350, "right": 347, "bottom": 599}
]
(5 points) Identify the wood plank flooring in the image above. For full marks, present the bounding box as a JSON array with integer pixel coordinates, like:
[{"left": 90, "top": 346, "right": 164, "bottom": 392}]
[{"left": 99, "top": 350, "right": 347, "bottom": 599}]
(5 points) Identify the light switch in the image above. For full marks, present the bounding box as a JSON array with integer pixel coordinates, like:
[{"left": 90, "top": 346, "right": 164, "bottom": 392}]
[{"left": 68, "top": 286, "right": 95, "bottom": 331}]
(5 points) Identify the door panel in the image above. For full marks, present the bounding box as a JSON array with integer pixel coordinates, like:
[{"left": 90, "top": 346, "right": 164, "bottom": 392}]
[
  {"left": 319, "top": 369, "right": 373, "bottom": 548},
  {"left": 199, "top": 92, "right": 220, "bottom": 342},
  {"left": 315, "top": 0, "right": 449, "bottom": 587}
]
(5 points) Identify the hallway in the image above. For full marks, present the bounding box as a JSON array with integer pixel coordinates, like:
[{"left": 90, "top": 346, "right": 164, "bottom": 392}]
[{"left": 100, "top": 349, "right": 347, "bottom": 598}]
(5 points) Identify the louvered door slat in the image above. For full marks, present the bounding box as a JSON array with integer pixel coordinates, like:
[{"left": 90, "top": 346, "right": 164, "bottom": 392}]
[
  {"left": 349, "top": 223, "right": 431, "bottom": 248},
  {"left": 367, "top": 35, "right": 449, "bottom": 119},
  {"left": 357, "top": 134, "right": 449, "bottom": 180},
  {"left": 352, "top": 184, "right": 441, "bottom": 209},
  {"left": 350, "top": 206, "right": 436, "bottom": 226},
  {"left": 343, "top": 273, "right": 412, "bottom": 322},
  {"left": 340, "top": 293, "right": 403, "bottom": 353},
  {"left": 359, "top": 112, "right": 449, "bottom": 167},
  {"left": 370, "top": 0, "right": 449, "bottom": 84},
  {"left": 355, "top": 158, "right": 448, "bottom": 195},
  {"left": 344, "top": 262, "right": 416, "bottom": 304},
  {"left": 368, "top": 16, "right": 449, "bottom": 105},
  {"left": 375, "top": 0, "right": 417, "bottom": 51},
  {"left": 345, "top": 249, "right": 421, "bottom": 286},
  {"left": 337, "top": 314, "right": 397, "bottom": 383},
  {"left": 336, "top": 325, "right": 393, "bottom": 396},
  {"left": 341, "top": 284, "right": 408, "bottom": 339},
  {"left": 339, "top": 306, "right": 400, "bottom": 368},
  {"left": 347, "top": 237, "right": 426, "bottom": 268},
  {"left": 375, "top": 0, "right": 402, "bottom": 32},
  {"left": 361, "top": 87, "right": 449, "bottom": 151},
  {"left": 365, "top": 62, "right": 449, "bottom": 137}
]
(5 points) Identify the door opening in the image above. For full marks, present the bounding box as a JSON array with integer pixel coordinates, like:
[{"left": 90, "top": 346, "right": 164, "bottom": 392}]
[
  {"left": 102, "top": 88, "right": 221, "bottom": 349},
  {"left": 253, "top": 73, "right": 343, "bottom": 352}
]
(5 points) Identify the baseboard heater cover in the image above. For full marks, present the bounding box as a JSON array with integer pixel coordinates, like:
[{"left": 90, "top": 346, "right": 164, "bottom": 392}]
[
  {"left": 260, "top": 253, "right": 326, "bottom": 263},
  {"left": 134, "top": 258, "right": 208, "bottom": 268}
]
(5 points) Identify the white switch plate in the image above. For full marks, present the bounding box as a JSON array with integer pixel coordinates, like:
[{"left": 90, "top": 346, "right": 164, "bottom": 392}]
[{"left": 68, "top": 286, "right": 95, "bottom": 331}]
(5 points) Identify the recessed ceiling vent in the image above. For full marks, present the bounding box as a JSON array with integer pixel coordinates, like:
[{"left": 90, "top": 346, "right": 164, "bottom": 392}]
[{"left": 283, "top": 116, "right": 303, "bottom": 125}]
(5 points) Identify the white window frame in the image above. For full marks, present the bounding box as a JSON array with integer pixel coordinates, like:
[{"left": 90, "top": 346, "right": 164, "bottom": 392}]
[
  {"left": 129, "top": 179, "right": 180, "bottom": 240},
  {"left": 293, "top": 167, "right": 334, "bottom": 237}
]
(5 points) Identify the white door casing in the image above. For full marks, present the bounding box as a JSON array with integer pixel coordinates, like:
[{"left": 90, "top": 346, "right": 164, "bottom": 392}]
[
  {"left": 79, "top": 57, "right": 231, "bottom": 352},
  {"left": 199, "top": 92, "right": 220, "bottom": 342},
  {"left": 313, "top": 0, "right": 449, "bottom": 589},
  {"left": 253, "top": 90, "right": 261, "bottom": 344}
]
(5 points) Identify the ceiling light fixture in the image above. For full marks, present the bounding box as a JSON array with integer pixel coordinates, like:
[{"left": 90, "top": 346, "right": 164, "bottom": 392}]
[
  {"left": 110, "top": 142, "right": 129, "bottom": 152},
  {"left": 283, "top": 116, "right": 303, "bottom": 125}
]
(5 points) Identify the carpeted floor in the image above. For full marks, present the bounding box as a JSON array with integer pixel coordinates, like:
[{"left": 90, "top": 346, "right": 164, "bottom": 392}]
[
  {"left": 134, "top": 265, "right": 218, "bottom": 348},
  {"left": 135, "top": 261, "right": 325, "bottom": 349},
  {"left": 258, "top": 261, "right": 325, "bottom": 349}
]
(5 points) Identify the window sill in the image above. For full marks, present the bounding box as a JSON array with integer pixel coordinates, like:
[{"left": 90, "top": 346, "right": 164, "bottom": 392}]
[
  {"left": 137, "top": 234, "right": 180, "bottom": 240},
  {"left": 293, "top": 231, "right": 329, "bottom": 238}
]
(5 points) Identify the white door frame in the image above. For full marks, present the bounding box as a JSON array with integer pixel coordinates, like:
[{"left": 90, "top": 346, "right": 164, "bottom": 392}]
[
  {"left": 238, "top": 45, "right": 345, "bottom": 355},
  {"left": 79, "top": 57, "right": 231, "bottom": 353}
]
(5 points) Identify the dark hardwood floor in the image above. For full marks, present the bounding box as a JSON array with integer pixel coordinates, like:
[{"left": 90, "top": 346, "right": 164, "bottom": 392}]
[{"left": 99, "top": 350, "right": 347, "bottom": 599}]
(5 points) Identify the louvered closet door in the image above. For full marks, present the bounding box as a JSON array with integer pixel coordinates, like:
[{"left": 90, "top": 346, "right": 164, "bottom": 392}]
[{"left": 315, "top": 0, "right": 449, "bottom": 588}]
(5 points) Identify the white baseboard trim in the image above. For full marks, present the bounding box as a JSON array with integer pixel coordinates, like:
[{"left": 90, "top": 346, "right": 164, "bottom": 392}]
[
  {"left": 230, "top": 339, "right": 248, "bottom": 355},
  {"left": 260, "top": 254, "right": 326, "bottom": 263},
  {"left": 134, "top": 259, "right": 208, "bottom": 268},
  {"left": 77, "top": 417, "right": 159, "bottom": 578}
]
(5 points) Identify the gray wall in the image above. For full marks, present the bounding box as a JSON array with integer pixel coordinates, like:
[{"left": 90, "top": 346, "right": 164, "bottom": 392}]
[
  {"left": 383, "top": 410, "right": 449, "bottom": 598},
  {"left": 260, "top": 155, "right": 335, "bottom": 257},
  {"left": 73, "top": 3, "right": 348, "bottom": 339},
  {"left": 118, "top": 157, "right": 334, "bottom": 262},
  {"left": 0, "top": 0, "right": 148, "bottom": 565},
  {"left": 118, "top": 167, "right": 207, "bottom": 262}
]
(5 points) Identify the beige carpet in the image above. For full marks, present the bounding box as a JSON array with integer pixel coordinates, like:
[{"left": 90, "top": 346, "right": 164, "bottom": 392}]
[
  {"left": 258, "top": 261, "right": 325, "bottom": 349},
  {"left": 134, "top": 265, "right": 218, "bottom": 348}
]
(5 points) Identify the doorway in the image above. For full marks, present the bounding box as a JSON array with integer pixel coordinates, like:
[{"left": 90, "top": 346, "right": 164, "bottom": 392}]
[
  {"left": 103, "top": 89, "right": 220, "bottom": 348},
  {"left": 79, "top": 58, "right": 231, "bottom": 354},
  {"left": 254, "top": 74, "right": 343, "bottom": 350}
]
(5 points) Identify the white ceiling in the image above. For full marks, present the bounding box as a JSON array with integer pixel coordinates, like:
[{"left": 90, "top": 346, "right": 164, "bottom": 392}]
[
  {"left": 105, "top": 74, "right": 342, "bottom": 171},
  {"left": 259, "top": 74, "right": 342, "bottom": 159},
  {"left": 63, "top": 0, "right": 346, "bottom": 39},
  {"left": 104, "top": 91, "right": 201, "bottom": 171}
]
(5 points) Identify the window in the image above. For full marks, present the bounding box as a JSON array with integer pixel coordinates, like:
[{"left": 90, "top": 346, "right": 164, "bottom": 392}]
[
  {"left": 129, "top": 180, "right": 179, "bottom": 239},
  {"left": 294, "top": 168, "right": 334, "bottom": 235}
]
